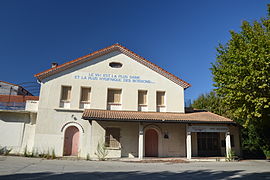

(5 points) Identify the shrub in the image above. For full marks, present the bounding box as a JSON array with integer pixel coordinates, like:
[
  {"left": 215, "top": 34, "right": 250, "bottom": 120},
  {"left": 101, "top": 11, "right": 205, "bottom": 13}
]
[
  {"left": 24, "top": 146, "right": 28, "bottom": 157},
  {"left": 45, "top": 149, "right": 51, "bottom": 159},
  {"left": 0, "top": 146, "right": 12, "bottom": 156},
  {"left": 95, "top": 142, "right": 108, "bottom": 161},
  {"left": 263, "top": 149, "right": 270, "bottom": 160},
  {"left": 39, "top": 150, "right": 49, "bottom": 159},
  {"left": 23, "top": 146, "right": 37, "bottom": 157},
  {"left": 30, "top": 148, "right": 38, "bottom": 157},
  {"left": 86, "top": 153, "right": 90, "bottom": 161},
  {"left": 24, "top": 147, "right": 56, "bottom": 159},
  {"left": 226, "top": 148, "right": 236, "bottom": 161},
  {"left": 51, "top": 149, "right": 56, "bottom": 159}
]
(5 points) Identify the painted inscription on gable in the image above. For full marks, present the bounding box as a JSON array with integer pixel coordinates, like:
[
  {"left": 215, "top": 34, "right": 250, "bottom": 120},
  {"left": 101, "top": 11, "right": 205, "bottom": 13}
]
[{"left": 74, "top": 72, "right": 155, "bottom": 84}]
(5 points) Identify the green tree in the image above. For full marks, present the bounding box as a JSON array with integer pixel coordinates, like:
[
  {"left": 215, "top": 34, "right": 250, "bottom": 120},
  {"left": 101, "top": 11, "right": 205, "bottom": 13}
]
[
  {"left": 211, "top": 5, "right": 270, "bottom": 156},
  {"left": 192, "top": 91, "right": 224, "bottom": 115}
]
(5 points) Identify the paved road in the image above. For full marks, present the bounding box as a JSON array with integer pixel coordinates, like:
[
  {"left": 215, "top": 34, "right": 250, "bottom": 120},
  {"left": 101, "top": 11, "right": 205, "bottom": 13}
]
[{"left": 0, "top": 156, "right": 269, "bottom": 179}]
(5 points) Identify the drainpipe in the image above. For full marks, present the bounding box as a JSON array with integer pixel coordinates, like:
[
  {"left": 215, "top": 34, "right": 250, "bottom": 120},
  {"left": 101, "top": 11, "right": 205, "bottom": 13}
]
[{"left": 20, "top": 116, "right": 27, "bottom": 153}]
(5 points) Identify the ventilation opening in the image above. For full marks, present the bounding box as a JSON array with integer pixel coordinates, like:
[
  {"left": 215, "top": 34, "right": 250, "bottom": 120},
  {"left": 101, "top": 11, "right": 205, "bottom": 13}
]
[{"left": 109, "top": 62, "right": 123, "bottom": 68}]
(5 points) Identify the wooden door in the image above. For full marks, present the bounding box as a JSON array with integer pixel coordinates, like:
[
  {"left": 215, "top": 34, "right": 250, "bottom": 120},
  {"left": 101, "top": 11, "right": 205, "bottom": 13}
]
[
  {"left": 63, "top": 126, "right": 79, "bottom": 156},
  {"left": 145, "top": 129, "right": 158, "bottom": 157}
]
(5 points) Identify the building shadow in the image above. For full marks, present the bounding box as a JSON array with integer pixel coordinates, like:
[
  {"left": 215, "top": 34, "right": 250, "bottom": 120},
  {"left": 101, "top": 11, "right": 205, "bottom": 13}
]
[{"left": 0, "top": 170, "right": 270, "bottom": 180}]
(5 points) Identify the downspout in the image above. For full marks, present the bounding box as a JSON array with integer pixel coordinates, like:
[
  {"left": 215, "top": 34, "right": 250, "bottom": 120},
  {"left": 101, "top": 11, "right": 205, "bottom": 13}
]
[{"left": 19, "top": 114, "right": 27, "bottom": 153}]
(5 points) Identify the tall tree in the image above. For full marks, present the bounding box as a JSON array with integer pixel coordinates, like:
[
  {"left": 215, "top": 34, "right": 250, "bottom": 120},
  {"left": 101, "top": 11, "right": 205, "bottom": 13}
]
[
  {"left": 192, "top": 91, "right": 225, "bottom": 116},
  {"left": 211, "top": 5, "right": 270, "bottom": 155}
]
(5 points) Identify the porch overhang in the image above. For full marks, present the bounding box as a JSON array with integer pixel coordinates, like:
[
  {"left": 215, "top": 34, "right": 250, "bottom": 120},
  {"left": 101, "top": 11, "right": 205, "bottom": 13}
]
[{"left": 82, "top": 109, "right": 236, "bottom": 125}]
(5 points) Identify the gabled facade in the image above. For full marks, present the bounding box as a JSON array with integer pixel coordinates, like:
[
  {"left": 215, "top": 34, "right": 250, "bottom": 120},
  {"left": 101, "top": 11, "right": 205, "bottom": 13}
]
[{"left": 32, "top": 44, "right": 240, "bottom": 159}]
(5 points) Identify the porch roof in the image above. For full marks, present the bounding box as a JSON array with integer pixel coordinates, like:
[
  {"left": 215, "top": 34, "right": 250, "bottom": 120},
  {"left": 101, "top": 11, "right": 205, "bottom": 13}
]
[{"left": 82, "top": 109, "right": 235, "bottom": 124}]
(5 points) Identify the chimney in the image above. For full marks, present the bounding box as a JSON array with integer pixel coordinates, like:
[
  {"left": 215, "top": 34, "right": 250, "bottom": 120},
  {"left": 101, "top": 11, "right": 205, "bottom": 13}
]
[{"left": 51, "top": 62, "right": 58, "bottom": 68}]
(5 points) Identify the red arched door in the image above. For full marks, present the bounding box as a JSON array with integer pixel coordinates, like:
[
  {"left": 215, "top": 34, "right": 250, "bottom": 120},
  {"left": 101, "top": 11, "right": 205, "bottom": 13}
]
[
  {"left": 145, "top": 129, "right": 158, "bottom": 157},
  {"left": 63, "top": 126, "right": 79, "bottom": 156}
]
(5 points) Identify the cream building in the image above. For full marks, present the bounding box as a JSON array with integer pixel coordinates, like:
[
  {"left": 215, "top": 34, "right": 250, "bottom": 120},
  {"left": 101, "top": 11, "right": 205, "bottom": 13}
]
[
  {"left": 23, "top": 44, "right": 240, "bottom": 159},
  {"left": 0, "top": 100, "right": 38, "bottom": 154}
]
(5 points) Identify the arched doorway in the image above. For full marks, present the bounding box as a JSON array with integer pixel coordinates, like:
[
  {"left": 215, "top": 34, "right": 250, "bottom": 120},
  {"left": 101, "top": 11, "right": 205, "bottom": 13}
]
[
  {"left": 145, "top": 129, "right": 158, "bottom": 157},
  {"left": 63, "top": 126, "right": 80, "bottom": 156}
]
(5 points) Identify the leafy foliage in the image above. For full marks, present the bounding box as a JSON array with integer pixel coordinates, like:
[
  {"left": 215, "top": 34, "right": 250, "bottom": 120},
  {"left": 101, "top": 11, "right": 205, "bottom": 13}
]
[
  {"left": 24, "top": 146, "right": 57, "bottom": 159},
  {"left": 210, "top": 5, "right": 270, "bottom": 157},
  {"left": 86, "top": 153, "right": 91, "bottom": 161},
  {"left": 225, "top": 148, "right": 237, "bottom": 162},
  {"left": 263, "top": 149, "right": 270, "bottom": 159},
  {"left": 0, "top": 146, "right": 12, "bottom": 155},
  {"left": 192, "top": 91, "right": 226, "bottom": 115},
  {"left": 95, "top": 141, "right": 108, "bottom": 161}
]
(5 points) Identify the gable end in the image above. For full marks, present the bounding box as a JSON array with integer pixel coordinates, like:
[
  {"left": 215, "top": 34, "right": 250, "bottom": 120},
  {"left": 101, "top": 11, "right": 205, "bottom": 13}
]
[{"left": 34, "top": 44, "right": 191, "bottom": 89}]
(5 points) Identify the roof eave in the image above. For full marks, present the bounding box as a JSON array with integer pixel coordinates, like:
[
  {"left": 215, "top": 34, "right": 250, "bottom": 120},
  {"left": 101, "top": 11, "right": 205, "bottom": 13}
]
[{"left": 82, "top": 117, "right": 235, "bottom": 124}]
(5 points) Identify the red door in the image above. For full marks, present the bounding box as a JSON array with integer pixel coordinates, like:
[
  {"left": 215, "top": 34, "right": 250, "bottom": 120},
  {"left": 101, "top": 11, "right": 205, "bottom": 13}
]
[
  {"left": 64, "top": 126, "right": 79, "bottom": 156},
  {"left": 145, "top": 129, "right": 158, "bottom": 157}
]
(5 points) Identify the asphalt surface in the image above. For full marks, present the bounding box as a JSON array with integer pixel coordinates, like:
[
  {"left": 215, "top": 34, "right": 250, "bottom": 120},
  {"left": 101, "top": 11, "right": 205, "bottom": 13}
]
[{"left": 0, "top": 156, "right": 269, "bottom": 179}]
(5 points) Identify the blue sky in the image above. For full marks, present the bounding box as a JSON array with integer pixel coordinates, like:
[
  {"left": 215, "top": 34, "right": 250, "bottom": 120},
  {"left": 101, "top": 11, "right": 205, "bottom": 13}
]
[{"left": 0, "top": 0, "right": 268, "bottom": 100}]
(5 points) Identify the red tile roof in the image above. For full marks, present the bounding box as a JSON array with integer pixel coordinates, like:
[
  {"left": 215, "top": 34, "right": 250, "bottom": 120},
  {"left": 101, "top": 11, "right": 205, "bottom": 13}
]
[
  {"left": 35, "top": 44, "right": 191, "bottom": 89},
  {"left": 82, "top": 109, "right": 235, "bottom": 124},
  {"left": 0, "top": 95, "right": 39, "bottom": 103}
]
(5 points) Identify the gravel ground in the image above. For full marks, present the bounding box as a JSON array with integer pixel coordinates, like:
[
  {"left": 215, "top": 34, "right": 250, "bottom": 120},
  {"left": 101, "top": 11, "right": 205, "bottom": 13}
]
[{"left": 0, "top": 156, "right": 269, "bottom": 179}]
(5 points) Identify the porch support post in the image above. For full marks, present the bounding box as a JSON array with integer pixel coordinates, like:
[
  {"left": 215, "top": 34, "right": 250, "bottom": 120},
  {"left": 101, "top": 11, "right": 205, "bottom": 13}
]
[
  {"left": 225, "top": 131, "right": 231, "bottom": 158},
  {"left": 138, "top": 122, "right": 144, "bottom": 159},
  {"left": 186, "top": 125, "right": 192, "bottom": 159}
]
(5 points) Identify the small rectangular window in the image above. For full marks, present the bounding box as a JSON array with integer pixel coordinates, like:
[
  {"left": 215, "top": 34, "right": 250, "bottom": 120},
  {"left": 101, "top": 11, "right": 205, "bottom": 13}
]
[
  {"left": 61, "top": 86, "right": 71, "bottom": 101},
  {"left": 107, "top": 89, "right": 121, "bottom": 104},
  {"left": 156, "top": 91, "right": 165, "bottom": 106},
  {"left": 105, "top": 128, "right": 120, "bottom": 148},
  {"left": 138, "top": 90, "right": 147, "bottom": 105},
  {"left": 80, "top": 87, "right": 91, "bottom": 102}
]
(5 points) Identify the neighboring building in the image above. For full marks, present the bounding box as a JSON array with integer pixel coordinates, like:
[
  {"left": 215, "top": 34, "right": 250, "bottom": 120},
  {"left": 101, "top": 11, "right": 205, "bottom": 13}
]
[
  {"left": 0, "top": 98, "right": 38, "bottom": 153},
  {"left": 0, "top": 82, "right": 38, "bottom": 153},
  {"left": 0, "top": 81, "right": 33, "bottom": 96},
  {"left": 0, "top": 95, "right": 39, "bottom": 110},
  {"left": 30, "top": 44, "right": 241, "bottom": 159}
]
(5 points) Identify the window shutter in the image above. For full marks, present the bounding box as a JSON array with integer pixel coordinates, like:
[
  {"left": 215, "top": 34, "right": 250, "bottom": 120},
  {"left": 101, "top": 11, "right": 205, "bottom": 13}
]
[
  {"left": 107, "top": 89, "right": 121, "bottom": 104},
  {"left": 61, "top": 86, "right": 71, "bottom": 101},
  {"left": 161, "top": 92, "right": 164, "bottom": 105},
  {"left": 114, "top": 90, "right": 121, "bottom": 103},
  {"left": 138, "top": 90, "right": 147, "bottom": 105},
  {"left": 157, "top": 91, "right": 165, "bottom": 106},
  {"left": 107, "top": 90, "right": 114, "bottom": 103},
  {"left": 113, "top": 90, "right": 118, "bottom": 103},
  {"left": 81, "top": 87, "right": 91, "bottom": 102}
]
